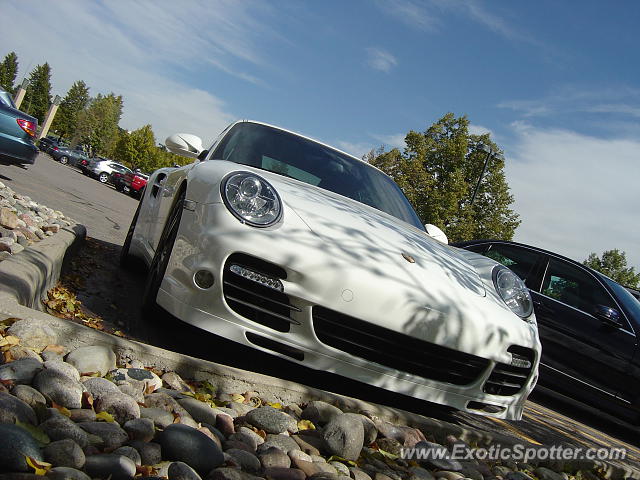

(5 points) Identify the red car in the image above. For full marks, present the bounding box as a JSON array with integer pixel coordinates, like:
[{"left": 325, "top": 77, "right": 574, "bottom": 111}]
[{"left": 122, "top": 171, "right": 149, "bottom": 198}]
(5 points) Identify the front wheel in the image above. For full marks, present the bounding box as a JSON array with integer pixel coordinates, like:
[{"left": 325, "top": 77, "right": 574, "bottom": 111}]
[
  {"left": 120, "top": 195, "right": 144, "bottom": 270},
  {"left": 141, "top": 189, "right": 185, "bottom": 317},
  {"left": 98, "top": 172, "right": 109, "bottom": 183},
  {"left": 59, "top": 156, "right": 69, "bottom": 165}
]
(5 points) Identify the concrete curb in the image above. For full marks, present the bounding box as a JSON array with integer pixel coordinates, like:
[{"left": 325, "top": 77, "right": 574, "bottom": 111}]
[{"left": 0, "top": 224, "right": 637, "bottom": 480}]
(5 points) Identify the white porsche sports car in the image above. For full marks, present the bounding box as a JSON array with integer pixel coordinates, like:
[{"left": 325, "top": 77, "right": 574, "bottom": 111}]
[{"left": 122, "top": 120, "right": 540, "bottom": 420}]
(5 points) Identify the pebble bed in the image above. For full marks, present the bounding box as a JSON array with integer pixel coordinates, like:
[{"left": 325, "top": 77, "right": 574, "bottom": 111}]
[
  {"left": 0, "top": 181, "right": 74, "bottom": 258},
  {"left": 0, "top": 317, "right": 610, "bottom": 480}
]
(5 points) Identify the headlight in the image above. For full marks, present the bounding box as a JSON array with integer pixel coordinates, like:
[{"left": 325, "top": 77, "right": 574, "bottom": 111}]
[
  {"left": 222, "top": 172, "right": 282, "bottom": 227},
  {"left": 493, "top": 266, "right": 533, "bottom": 319}
]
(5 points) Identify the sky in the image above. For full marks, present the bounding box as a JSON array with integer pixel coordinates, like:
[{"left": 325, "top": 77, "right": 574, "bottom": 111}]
[{"left": 1, "top": 0, "right": 639, "bottom": 270}]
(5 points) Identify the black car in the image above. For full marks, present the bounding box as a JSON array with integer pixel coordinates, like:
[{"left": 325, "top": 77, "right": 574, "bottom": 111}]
[
  {"left": 51, "top": 146, "right": 90, "bottom": 167},
  {"left": 454, "top": 239, "right": 640, "bottom": 423},
  {"left": 38, "top": 135, "right": 68, "bottom": 154}
]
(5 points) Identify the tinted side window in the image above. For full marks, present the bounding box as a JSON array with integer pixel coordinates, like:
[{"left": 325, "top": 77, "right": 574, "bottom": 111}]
[
  {"left": 542, "top": 258, "right": 615, "bottom": 314},
  {"left": 483, "top": 244, "right": 542, "bottom": 287}
]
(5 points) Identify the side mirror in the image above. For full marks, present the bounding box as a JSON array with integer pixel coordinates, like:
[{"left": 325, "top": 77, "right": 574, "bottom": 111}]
[
  {"left": 165, "top": 133, "right": 204, "bottom": 158},
  {"left": 594, "top": 305, "right": 623, "bottom": 328},
  {"left": 424, "top": 224, "right": 448, "bottom": 244}
]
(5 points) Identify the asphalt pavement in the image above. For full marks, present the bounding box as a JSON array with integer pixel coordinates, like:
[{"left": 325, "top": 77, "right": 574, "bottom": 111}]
[{"left": 1, "top": 153, "right": 638, "bottom": 462}]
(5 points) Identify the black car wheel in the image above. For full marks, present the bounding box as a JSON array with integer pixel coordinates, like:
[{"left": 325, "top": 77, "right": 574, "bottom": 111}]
[
  {"left": 120, "top": 194, "right": 145, "bottom": 270},
  {"left": 59, "top": 156, "right": 69, "bottom": 165},
  {"left": 141, "top": 189, "right": 185, "bottom": 317},
  {"left": 98, "top": 172, "right": 109, "bottom": 183}
]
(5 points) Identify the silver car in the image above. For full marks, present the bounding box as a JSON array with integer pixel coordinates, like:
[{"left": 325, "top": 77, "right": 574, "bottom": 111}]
[{"left": 88, "top": 158, "right": 132, "bottom": 184}]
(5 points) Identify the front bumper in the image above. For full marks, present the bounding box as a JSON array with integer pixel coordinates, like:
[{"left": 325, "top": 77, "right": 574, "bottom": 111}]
[{"left": 144, "top": 201, "right": 540, "bottom": 420}]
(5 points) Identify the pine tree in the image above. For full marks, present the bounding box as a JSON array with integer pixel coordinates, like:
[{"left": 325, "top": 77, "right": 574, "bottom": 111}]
[
  {"left": 0, "top": 52, "right": 19, "bottom": 93},
  {"left": 368, "top": 113, "right": 520, "bottom": 242},
  {"left": 51, "top": 80, "right": 90, "bottom": 140},
  {"left": 23, "top": 63, "right": 52, "bottom": 123},
  {"left": 72, "top": 93, "right": 123, "bottom": 155}
]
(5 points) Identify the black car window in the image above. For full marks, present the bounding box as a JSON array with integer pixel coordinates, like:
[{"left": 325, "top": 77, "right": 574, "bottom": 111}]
[
  {"left": 542, "top": 258, "right": 616, "bottom": 315},
  {"left": 483, "top": 244, "right": 542, "bottom": 287}
]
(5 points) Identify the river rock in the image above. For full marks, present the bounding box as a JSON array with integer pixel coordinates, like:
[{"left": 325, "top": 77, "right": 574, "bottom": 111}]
[
  {"left": 65, "top": 346, "right": 116, "bottom": 376},
  {"left": 246, "top": 406, "right": 298, "bottom": 434},
  {"left": 84, "top": 454, "right": 137, "bottom": 480},
  {"left": 0, "top": 423, "right": 43, "bottom": 472},
  {"left": 33, "top": 369, "right": 83, "bottom": 409},
  {"left": 0, "top": 391, "right": 37, "bottom": 424},
  {"left": 79, "top": 421, "right": 129, "bottom": 449},
  {"left": 43, "top": 439, "right": 85, "bottom": 469},
  {"left": 168, "top": 461, "right": 203, "bottom": 480},
  {"left": 40, "top": 414, "right": 89, "bottom": 448},
  {"left": 322, "top": 413, "right": 364, "bottom": 461},
  {"left": 0, "top": 357, "right": 43, "bottom": 384},
  {"left": 7, "top": 319, "right": 57, "bottom": 350},
  {"left": 158, "top": 423, "right": 225, "bottom": 474}
]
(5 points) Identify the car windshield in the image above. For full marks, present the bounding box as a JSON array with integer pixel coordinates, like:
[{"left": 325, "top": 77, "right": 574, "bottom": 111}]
[
  {"left": 211, "top": 122, "right": 424, "bottom": 229},
  {"left": 600, "top": 275, "right": 640, "bottom": 328},
  {"left": 0, "top": 90, "right": 16, "bottom": 109}
]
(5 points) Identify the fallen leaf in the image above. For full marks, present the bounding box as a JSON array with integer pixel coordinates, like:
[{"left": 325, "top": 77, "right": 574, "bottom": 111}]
[
  {"left": 377, "top": 449, "right": 399, "bottom": 460},
  {"left": 113, "top": 330, "right": 125, "bottom": 337},
  {"left": 1, "top": 335, "right": 20, "bottom": 347},
  {"left": 16, "top": 421, "right": 50, "bottom": 446},
  {"left": 267, "top": 402, "right": 283, "bottom": 409},
  {"left": 172, "top": 412, "right": 182, "bottom": 424},
  {"left": 25, "top": 456, "right": 52, "bottom": 475},
  {"left": 82, "top": 392, "right": 94, "bottom": 409},
  {"left": 144, "top": 383, "right": 156, "bottom": 395},
  {"left": 42, "top": 344, "right": 66, "bottom": 355},
  {"left": 297, "top": 419, "right": 315, "bottom": 431},
  {"left": 0, "top": 378, "right": 14, "bottom": 388},
  {"left": 3, "top": 350, "right": 13, "bottom": 363},
  {"left": 136, "top": 465, "right": 157, "bottom": 477},
  {"left": 327, "top": 456, "right": 357, "bottom": 467},
  {"left": 231, "top": 393, "right": 245, "bottom": 404},
  {"left": 95, "top": 411, "right": 115, "bottom": 422},
  {"left": 51, "top": 402, "right": 71, "bottom": 417}
]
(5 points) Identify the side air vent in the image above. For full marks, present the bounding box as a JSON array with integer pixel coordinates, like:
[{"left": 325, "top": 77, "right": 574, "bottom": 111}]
[{"left": 483, "top": 345, "right": 536, "bottom": 396}]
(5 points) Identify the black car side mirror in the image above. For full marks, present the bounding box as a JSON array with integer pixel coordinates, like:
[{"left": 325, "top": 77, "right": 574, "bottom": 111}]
[
  {"left": 594, "top": 305, "right": 623, "bottom": 328},
  {"left": 197, "top": 149, "right": 209, "bottom": 161}
]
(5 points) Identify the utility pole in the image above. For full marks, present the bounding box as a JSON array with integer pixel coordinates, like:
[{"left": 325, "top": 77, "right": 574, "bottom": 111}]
[
  {"left": 38, "top": 95, "right": 62, "bottom": 139},
  {"left": 13, "top": 78, "right": 29, "bottom": 109},
  {"left": 470, "top": 144, "right": 503, "bottom": 206}
]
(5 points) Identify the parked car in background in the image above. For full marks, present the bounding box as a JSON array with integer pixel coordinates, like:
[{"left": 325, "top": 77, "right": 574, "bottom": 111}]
[
  {"left": 87, "top": 158, "right": 132, "bottom": 184},
  {"left": 453, "top": 239, "right": 640, "bottom": 423},
  {"left": 51, "top": 146, "right": 90, "bottom": 166},
  {"left": 0, "top": 87, "right": 38, "bottom": 165},
  {"left": 122, "top": 171, "right": 149, "bottom": 198},
  {"left": 121, "top": 120, "right": 542, "bottom": 420}
]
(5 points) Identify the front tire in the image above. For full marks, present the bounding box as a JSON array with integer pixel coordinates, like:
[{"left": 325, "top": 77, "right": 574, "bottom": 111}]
[
  {"left": 120, "top": 194, "right": 144, "bottom": 270},
  {"left": 141, "top": 189, "right": 185, "bottom": 317},
  {"left": 98, "top": 172, "right": 109, "bottom": 183},
  {"left": 59, "top": 156, "right": 69, "bottom": 165}
]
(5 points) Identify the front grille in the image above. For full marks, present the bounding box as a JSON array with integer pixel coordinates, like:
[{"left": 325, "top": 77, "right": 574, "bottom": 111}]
[
  {"left": 223, "top": 253, "right": 299, "bottom": 332},
  {"left": 483, "top": 345, "right": 535, "bottom": 396},
  {"left": 313, "top": 307, "right": 489, "bottom": 385}
]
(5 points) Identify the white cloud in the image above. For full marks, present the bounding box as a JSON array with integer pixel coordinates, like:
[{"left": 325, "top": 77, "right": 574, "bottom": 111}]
[
  {"left": 468, "top": 124, "right": 494, "bottom": 136},
  {"left": 371, "top": 133, "right": 406, "bottom": 150},
  {"left": 375, "top": 0, "right": 440, "bottom": 32},
  {"left": 365, "top": 48, "right": 398, "bottom": 73},
  {"left": 336, "top": 141, "right": 375, "bottom": 160},
  {"left": 505, "top": 126, "right": 640, "bottom": 271},
  {"left": 0, "top": 1, "right": 276, "bottom": 144}
]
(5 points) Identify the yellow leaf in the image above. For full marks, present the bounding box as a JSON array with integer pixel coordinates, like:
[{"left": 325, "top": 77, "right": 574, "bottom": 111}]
[
  {"left": 51, "top": 402, "right": 71, "bottom": 417},
  {"left": 327, "top": 456, "right": 357, "bottom": 467},
  {"left": 3, "top": 335, "right": 20, "bottom": 346},
  {"left": 96, "top": 411, "right": 115, "bottom": 422},
  {"left": 267, "top": 402, "right": 283, "bottom": 409},
  {"left": 231, "top": 393, "right": 245, "bottom": 403},
  {"left": 297, "top": 419, "right": 315, "bottom": 431},
  {"left": 16, "top": 421, "right": 50, "bottom": 446},
  {"left": 378, "top": 449, "right": 399, "bottom": 460},
  {"left": 26, "top": 456, "right": 52, "bottom": 475}
]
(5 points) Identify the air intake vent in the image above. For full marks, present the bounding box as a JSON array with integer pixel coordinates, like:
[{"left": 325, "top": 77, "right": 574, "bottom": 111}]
[
  {"left": 483, "top": 345, "right": 535, "bottom": 396},
  {"left": 223, "top": 253, "right": 299, "bottom": 332},
  {"left": 313, "top": 306, "right": 489, "bottom": 385}
]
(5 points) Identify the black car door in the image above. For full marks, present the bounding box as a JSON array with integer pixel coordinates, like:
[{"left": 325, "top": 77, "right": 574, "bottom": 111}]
[{"left": 533, "top": 257, "right": 636, "bottom": 400}]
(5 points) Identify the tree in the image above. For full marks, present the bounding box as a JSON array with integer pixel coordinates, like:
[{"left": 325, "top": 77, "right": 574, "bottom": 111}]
[
  {"left": 0, "top": 52, "right": 18, "bottom": 93},
  {"left": 367, "top": 113, "right": 520, "bottom": 242},
  {"left": 584, "top": 250, "right": 640, "bottom": 287},
  {"left": 23, "top": 63, "right": 52, "bottom": 123},
  {"left": 113, "top": 125, "right": 158, "bottom": 171},
  {"left": 51, "top": 80, "right": 90, "bottom": 140},
  {"left": 72, "top": 93, "right": 123, "bottom": 156}
]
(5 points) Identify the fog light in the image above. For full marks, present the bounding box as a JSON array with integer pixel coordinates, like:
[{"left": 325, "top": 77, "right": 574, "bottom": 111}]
[
  {"left": 194, "top": 270, "right": 215, "bottom": 289},
  {"left": 510, "top": 353, "right": 532, "bottom": 369},
  {"left": 230, "top": 264, "right": 283, "bottom": 292}
]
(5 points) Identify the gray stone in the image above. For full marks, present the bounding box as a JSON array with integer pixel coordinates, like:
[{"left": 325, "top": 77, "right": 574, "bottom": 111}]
[
  {"left": 124, "top": 417, "right": 155, "bottom": 442},
  {"left": 350, "top": 467, "right": 373, "bottom": 480},
  {"left": 534, "top": 468, "right": 564, "bottom": 480},
  {"left": 33, "top": 370, "right": 83, "bottom": 409},
  {"left": 301, "top": 401, "right": 343, "bottom": 425},
  {"left": 43, "top": 439, "right": 85, "bottom": 469},
  {"left": 114, "top": 446, "right": 143, "bottom": 466},
  {"left": 226, "top": 448, "right": 262, "bottom": 474},
  {"left": 0, "top": 358, "right": 43, "bottom": 384},
  {"left": 129, "top": 440, "right": 163, "bottom": 465},
  {"left": 65, "top": 345, "right": 116, "bottom": 376},
  {"left": 7, "top": 319, "right": 57, "bottom": 350},
  {"left": 82, "top": 376, "right": 120, "bottom": 398},
  {"left": 414, "top": 442, "right": 462, "bottom": 472},
  {"left": 119, "top": 383, "right": 145, "bottom": 403},
  {"left": 216, "top": 412, "right": 235, "bottom": 436},
  {"left": 168, "top": 461, "right": 203, "bottom": 480},
  {"left": 376, "top": 438, "right": 402, "bottom": 456},
  {"left": 158, "top": 423, "right": 225, "bottom": 474},
  {"left": 292, "top": 434, "right": 322, "bottom": 456},
  {"left": 11, "top": 384, "right": 46, "bottom": 409},
  {"left": 94, "top": 390, "right": 141, "bottom": 424},
  {"left": 162, "top": 372, "right": 193, "bottom": 392},
  {"left": 43, "top": 360, "right": 80, "bottom": 382},
  {"left": 309, "top": 474, "right": 342, "bottom": 480},
  {"left": 41, "top": 350, "right": 65, "bottom": 362},
  {"left": 262, "top": 468, "right": 306, "bottom": 480},
  {"left": 435, "top": 473, "right": 464, "bottom": 480},
  {"left": 79, "top": 421, "right": 129, "bottom": 450},
  {"left": 291, "top": 458, "right": 322, "bottom": 477},
  {"left": 141, "top": 406, "right": 175, "bottom": 428},
  {"left": 259, "top": 446, "right": 291, "bottom": 469},
  {"left": 84, "top": 454, "right": 137, "bottom": 480},
  {"left": 288, "top": 450, "right": 312, "bottom": 463},
  {"left": 40, "top": 414, "right": 89, "bottom": 448},
  {"left": 331, "top": 462, "right": 351, "bottom": 476},
  {"left": 47, "top": 467, "right": 92, "bottom": 480},
  {"left": 492, "top": 467, "right": 513, "bottom": 478},
  {"left": 322, "top": 413, "right": 365, "bottom": 461},
  {"left": 144, "top": 392, "right": 198, "bottom": 427},
  {"left": 0, "top": 423, "right": 43, "bottom": 472},
  {"left": 178, "top": 397, "right": 223, "bottom": 425},
  {"left": 68, "top": 409, "right": 96, "bottom": 423},
  {"left": 206, "top": 467, "right": 263, "bottom": 480},
  {"left": 505, "top": 473, "right": 534, "bottom": 480},
  {"left": 343, "top": 413, "right": 377, "bottom": 446},
  {"left": 110, "top": 368, "right": 163, "bottom": 392},
  {"left": 0, "top": 390, "right": 37, "bottom": 424},
  {"left": 258, "top": 434, "right": 301, "bottom": 455},
  {"left": 246, "top": 406, "right": 298, "bottom": 434},
  {"left": 6, "top": 345, "right": 41, "bottom": 361},
  {"left": 0, "top": 207, "right": 20, "bottom": 229},
  {"left": 407, "top": 467, "right": 435, "bottom": 480},
  {"left": 229, "top": 426, "right": 265, "bottom": 451}
]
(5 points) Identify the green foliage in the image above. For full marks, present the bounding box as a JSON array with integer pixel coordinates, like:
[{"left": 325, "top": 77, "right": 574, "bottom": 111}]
[
  {"left": 72, "top": 93, "right": 123, "bottom": 156},
  {"left": 23, "top": 63, "right": 52, "bottom": 123},
  {"left": 112, "top": 125, "right": 189, "bottom": 173},
  {"left": 583, "top": 249, "right": 640, "bottom": 287},
  {"left": 0, "top": 51, "right": 18, "bottom": 93},
  {"left": 51, "top": 80, "right": 90, "bottom": 139},
  {"left": 367, "top": 113, "right": 520, "bottom": 242}
]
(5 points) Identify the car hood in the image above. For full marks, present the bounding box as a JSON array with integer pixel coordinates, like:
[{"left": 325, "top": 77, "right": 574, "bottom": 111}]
[{"left": 265, "top": 173, "right": 487, "bottom": 298}]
